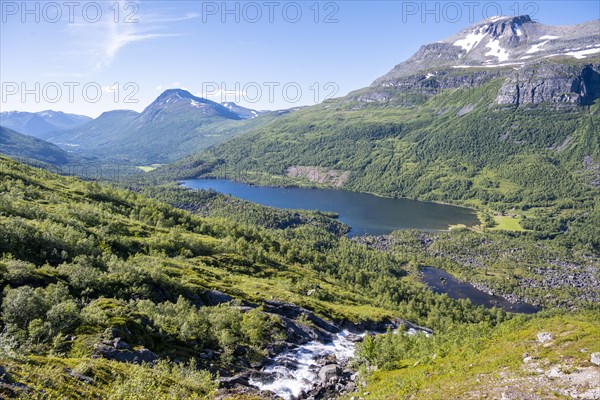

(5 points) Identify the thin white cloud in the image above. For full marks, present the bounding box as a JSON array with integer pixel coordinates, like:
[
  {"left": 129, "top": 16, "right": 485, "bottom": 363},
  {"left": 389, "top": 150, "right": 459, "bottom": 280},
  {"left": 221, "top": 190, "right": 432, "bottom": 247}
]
[
  {"left": 99, "top": 29, "right": 182, "bottom": 69},
  {"left": 65, "top": 2, "right": 194, "bottom": 70}
]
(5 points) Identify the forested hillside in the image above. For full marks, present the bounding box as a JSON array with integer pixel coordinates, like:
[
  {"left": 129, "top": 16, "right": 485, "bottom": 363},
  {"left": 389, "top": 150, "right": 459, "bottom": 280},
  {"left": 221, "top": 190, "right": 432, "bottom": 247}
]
[
  {"left": 1, "top": 158, "right": 597, "bottom": 398},
  {"left": 1, "top": 157, "right": 515, "bottom": 398},
  {"left": 164, "top": 75, "right": 600, "bottom": 249},
  {"left": 0, "top": 126, "right": 82, "bottom": 169}
]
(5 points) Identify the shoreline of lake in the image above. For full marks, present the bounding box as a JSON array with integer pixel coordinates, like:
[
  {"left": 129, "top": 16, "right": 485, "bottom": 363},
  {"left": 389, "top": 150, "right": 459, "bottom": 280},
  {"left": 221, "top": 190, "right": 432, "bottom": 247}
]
[{"left": 182, "top": 178, "right": 480, "bottom": 236}]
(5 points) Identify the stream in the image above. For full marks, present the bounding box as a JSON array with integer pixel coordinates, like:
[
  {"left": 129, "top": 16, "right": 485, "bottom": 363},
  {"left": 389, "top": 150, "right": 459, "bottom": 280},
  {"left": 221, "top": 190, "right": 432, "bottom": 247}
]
[{"left": 249, "top": 328, "right": 425, "bottom": 399}]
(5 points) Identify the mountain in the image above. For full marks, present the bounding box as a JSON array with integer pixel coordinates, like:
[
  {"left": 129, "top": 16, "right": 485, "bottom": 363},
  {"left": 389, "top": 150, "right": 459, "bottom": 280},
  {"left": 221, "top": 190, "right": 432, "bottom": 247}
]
[
  {"left": 374, "top": 16, "right": 597, "bottom": 79},
  {"left": 221, "top": 102, "right": 265, "bottom": 119},
  {"left": 0, "top": 125, "right": 80, "bottom": 167},
  {"left": 171, "top": 16, "right": 599, "bottom": 242},
  {"left": 357, "top": 16, "right": 599, "bottom": 106},
  {"left": 47, "top": 89, "right": 281, "bottom": 164},
  {"left": 0, "top": 110, "right": 91, "bottom": 138},
  {"left": 48, "top": 109, "right": 140, "bottom": 150}
]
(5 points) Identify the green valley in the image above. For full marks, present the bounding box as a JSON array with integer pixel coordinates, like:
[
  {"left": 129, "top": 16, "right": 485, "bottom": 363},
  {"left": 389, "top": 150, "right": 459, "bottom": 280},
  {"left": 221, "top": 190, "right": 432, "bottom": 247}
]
[{"left": 1, "top": 10, "right": 599, "bottom": 400}]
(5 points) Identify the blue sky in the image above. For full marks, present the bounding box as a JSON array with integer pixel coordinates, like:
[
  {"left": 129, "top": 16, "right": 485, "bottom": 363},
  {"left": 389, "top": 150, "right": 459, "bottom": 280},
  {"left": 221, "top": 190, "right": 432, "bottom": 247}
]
[{"left": 1, "top": 0, "right": 597, "bottom": 117}]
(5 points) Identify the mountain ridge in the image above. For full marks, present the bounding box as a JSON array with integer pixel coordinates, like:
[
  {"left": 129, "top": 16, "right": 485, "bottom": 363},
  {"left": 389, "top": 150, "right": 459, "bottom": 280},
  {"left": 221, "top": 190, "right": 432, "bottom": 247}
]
[
  {"left": 44, "top": 90, "right": 282, "bottom": 164},
  {"left": 0, "top": 110, "right": 92, "bottom": 139},
  {"left": 359, "top": 15, "right": 600, "bottom": 106}
]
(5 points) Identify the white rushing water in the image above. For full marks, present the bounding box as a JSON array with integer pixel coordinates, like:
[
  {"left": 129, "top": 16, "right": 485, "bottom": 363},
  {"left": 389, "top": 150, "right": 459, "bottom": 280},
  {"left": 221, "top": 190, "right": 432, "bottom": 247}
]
[
  {"left": 248, "top": 330, "right": 360, "bottom": 399},
  {"left": 249, "top": 328, "right": 427, "bottom": 399}
]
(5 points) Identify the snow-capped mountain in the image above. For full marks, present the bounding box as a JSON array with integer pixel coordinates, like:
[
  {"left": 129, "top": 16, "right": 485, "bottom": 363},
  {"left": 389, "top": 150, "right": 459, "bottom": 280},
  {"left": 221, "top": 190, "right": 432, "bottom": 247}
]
[
  {"left": 444, "top": 15, "right": 598, "bottom": 67},
  {"left": 374, "top": 15, "right": 598, "bottom": 82},
  {"left": 356, "top": 15, "right": 599, "bottom": 106},
  {"left": 0, "top": 110, "right": 92, "bottom": 139},
  {"left": 138, "top": 89, "right": 242, "bottom": 123}
]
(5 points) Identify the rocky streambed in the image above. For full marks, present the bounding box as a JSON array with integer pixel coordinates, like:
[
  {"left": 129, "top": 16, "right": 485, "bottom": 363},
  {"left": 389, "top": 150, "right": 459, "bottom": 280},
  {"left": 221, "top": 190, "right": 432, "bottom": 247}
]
[
  {"left": 248, "top": 330, "right": 363, "bottom": 399},
  {"left": 216, "top": 300, "right": 431, "bottom": 399}
]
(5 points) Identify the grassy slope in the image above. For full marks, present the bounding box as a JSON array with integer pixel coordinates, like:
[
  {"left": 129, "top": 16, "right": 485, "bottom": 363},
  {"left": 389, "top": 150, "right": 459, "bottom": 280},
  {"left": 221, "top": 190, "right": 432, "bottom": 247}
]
[
  {"left": 0, "top": 157, "right": 392, "bottom": 398},
  {"left": 0, "top": 156, "right": 507, "bottom": 398},
  {"left": 50, "top": 110, "right": 282, "bottom": 165},
  {"left": 0, "top": 158, "right": 597, "bottom": 398},
  {"left": 354, "top": 312, "right": 600, "bottom": 399}
]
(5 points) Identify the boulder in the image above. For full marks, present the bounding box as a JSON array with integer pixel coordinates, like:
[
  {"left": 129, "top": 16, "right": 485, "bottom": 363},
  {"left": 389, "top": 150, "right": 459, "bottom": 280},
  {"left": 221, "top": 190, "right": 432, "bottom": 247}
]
[
  {"left": 318, "top": 364, "right": 341, "bottom": 383},
  {"left": 276, "top": 316, "right": 329, "bottom": 345},
  {"left": 537, "top": 332, "right": 554, "bottom": 343},
  {"left": 113, "top": 338, "right": 130, "bottom": 350},
  {"left": 95, "top": 343, "right": 157, "bottom": 365},
  {"left": 198, "top": 349, "right": 214, "bottom": 360},
  {"left": 95, "top": 343, "right": 135, "bottom": 363},
  {"left": 219, "top": 373, "right": 251, "bottom": 389},
  {"left": 134, "top": 348, "right": 158, "bottom": 364},
  {"left": 263, "top": 300, "right": 339, "bottom": 333},
  {"left": 591, "top": 352, "right": 600, "bottom": 366},
  {"left": 205, "top": 290, "right": 233, "bottom": 306},
  {"left": 65, "top": 368, "right": 94, "bottom": 384}
]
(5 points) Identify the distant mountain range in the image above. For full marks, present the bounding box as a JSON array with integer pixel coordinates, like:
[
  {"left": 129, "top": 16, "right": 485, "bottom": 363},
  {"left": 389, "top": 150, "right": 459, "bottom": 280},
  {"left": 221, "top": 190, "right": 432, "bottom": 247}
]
[
  {"left": 42, "top": 89, "right": 275, "bottom": 164},
  {"left": 0, "top": 110, "right": 91, "bottom": 139},
  {"left": 2, "top": 16, "right": 598, "bottom": 182}
]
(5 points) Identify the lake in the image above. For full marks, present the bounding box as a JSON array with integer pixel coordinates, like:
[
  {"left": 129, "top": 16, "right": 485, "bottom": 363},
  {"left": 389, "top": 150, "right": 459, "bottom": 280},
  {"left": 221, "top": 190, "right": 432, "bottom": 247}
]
[
  {"left": 421, "top": 267, "right": 540, "bottom": 314},
  {"left": 182, "top": 179, "right": 480, "bottom": 236}
]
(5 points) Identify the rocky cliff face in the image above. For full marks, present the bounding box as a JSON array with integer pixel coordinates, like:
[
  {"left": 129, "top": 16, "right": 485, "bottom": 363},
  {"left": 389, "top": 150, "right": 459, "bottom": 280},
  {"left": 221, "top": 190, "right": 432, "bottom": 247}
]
[
  {"left": 353, "top": 15, "right": 599, "bottom": 106},
  {"left": 496, "top": 62, "right": 600, "bottom": 105}
]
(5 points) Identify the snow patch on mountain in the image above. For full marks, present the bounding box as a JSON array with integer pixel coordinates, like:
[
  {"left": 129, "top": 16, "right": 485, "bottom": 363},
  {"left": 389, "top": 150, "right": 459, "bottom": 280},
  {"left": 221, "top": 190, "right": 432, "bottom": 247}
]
[
  {"left": 485, "top": 16, "right": 504, "bottom": 22},
  {"left": 562, "top": 47, "right": 600, "bottom": 59},
  {"left": 485, "top": 40, "right": 510, "bottom": 62},
  {"left": 454, "top": 27, "right": 488, "bottom": 53},
  {"left": 527, "top": 40, "right": 550, "bottom": 54}
]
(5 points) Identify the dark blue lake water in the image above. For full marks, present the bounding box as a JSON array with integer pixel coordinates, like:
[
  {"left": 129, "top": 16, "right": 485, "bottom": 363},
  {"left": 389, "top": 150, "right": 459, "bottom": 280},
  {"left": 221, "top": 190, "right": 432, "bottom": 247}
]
[
  {"left": 183, "top": 179, "right": 480, "bottom": 236},
  {"left": 421, "top": 267, "right": 540, "bottom": 314}
]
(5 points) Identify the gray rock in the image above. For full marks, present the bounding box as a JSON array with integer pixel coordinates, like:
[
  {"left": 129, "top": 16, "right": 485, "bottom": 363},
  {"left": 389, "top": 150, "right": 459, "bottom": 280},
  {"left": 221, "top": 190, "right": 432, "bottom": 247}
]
[
  {"left": 0, "top": 381, "right": 32, "bottom": 396},
  {"left": 537, "top": 332, "right": 554, "bottom": 343},
  {"left": 95, "top": 343, "right": 157, "bottom": 365},
  {"left": 344, "top": 16, "right": 599, "bottom": 108},
  {"left": 318, "top": 364, "right": 341, "bottom": 383},
  {"left": 219, "top": 373, "right": 250, "bottom": 389},
  {"left": 113, "top": 338, "right": 130, "bottom": 350},
  {"left": 496, "top": 63, "right": 599, "bottom": 105},
  {"left": 263, "top": 300, "right": 340, "bottom": 334},
  {"left": 134, "top": 348, "right": 158, "bottom": 364},
  {"left": 199, "top": 349, "right": 214, "bottom": 360},
  {"left": 204, "top": 290, "right": 233, "bottom": 306},
  {"left": 65, "top": 368, "right": 94, "bottom": 384},
  {"left": 591, "top": 352, "right": 600, "bottom": 366}
]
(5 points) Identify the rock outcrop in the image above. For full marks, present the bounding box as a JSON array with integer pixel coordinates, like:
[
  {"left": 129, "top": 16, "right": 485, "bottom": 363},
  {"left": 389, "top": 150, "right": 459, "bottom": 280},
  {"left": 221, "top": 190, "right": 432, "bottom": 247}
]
[{"left": 496, "top": 63, "right": 600, "bottom": 105}]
